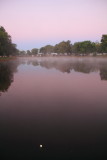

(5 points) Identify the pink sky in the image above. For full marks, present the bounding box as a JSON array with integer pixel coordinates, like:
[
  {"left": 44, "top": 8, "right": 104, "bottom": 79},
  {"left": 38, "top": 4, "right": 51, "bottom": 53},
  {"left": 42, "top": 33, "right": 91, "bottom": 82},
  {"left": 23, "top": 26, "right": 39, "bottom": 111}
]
[{"left": 0, "top": 0, "right": 107, "bottom": 50}]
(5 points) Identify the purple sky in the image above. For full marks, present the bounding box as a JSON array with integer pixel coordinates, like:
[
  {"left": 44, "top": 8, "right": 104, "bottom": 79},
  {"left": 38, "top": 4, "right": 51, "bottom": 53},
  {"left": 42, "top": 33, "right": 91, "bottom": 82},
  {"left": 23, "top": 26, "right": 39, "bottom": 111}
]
[{"left": 0, "top": 0, "right": 107, "bottom": 50}]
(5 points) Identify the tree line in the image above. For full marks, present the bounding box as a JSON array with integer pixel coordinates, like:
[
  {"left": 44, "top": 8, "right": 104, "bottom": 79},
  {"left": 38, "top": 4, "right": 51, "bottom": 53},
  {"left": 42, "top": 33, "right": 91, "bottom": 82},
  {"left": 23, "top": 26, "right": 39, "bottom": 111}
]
[
  {"left": 0, "top": 26, "right": 107, "bottom": 57},
  {"left": 20, "top": 35, "right": 107, "bottom": 56}
]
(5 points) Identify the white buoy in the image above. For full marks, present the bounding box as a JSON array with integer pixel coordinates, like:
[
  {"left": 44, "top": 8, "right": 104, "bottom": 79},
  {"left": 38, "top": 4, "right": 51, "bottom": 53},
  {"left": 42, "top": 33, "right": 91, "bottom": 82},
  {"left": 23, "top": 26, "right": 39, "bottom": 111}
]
[{"left": 40, "top": 144, "right": 42, "bottom": 148}]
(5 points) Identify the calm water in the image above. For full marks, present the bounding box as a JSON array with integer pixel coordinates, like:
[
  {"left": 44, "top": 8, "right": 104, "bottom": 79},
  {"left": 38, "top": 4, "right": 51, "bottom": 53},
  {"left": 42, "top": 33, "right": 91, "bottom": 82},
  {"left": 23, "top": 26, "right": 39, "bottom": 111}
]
[{"left": 0, "top": 57, "right": 107, "bottom": 159}]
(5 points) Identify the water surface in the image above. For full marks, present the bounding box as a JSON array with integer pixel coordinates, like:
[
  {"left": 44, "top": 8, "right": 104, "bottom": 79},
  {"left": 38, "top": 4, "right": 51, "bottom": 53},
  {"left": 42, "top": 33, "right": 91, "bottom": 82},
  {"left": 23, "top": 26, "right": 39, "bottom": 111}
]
[{"left": 0, "top": 57, "right": 107, "bottom": 159}]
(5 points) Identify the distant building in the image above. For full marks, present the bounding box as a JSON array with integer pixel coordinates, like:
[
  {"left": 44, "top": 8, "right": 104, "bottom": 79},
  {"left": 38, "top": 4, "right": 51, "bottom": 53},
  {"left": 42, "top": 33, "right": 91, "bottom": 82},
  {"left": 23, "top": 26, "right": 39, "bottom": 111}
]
[
  {"left": 103, "top": 53, "right": 107, "bottom": 55},
  {"left": 51, "top": 53, "right": 58, "bottom": 56},
  {"left": 97, "top": 53, "right": 102, "bottom": 56},
  {"left": 37, "top": 53, "right": 43, "bottom": 56},
  {"left": 89, "top": 53, "right": 93, "bottom": 56},
  {"left": 64, "top": 53, "right": 68, "bottom": 56}
]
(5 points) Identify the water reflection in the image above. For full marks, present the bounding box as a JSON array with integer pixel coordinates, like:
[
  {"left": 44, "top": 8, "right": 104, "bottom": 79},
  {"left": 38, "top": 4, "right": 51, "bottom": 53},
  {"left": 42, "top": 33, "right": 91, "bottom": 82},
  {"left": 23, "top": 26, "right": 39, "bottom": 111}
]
[
  {"left": 0, "top": 57, "right": 107, "bottom": 159},
  {"left": 0, "top": 60, "right": 18, "bottom": 95},
  {"left": 21, "top": 57, "right": 107, "bottom": 80},
  {"left": 1, "top": 57, "right": 107, "bottom": 95},
  {"left": 100, "top": 64, "right": 107, "bottom": 80}
]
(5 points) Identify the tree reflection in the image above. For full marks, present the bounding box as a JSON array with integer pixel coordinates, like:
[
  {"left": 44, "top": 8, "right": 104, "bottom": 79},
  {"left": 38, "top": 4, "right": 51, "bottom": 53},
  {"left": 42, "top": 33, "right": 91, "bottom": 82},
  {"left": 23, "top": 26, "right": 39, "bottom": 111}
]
[
  {"left": 100, "top": 66, "right": 107, "bottom": 80},
  {"left": 31, "top": 59, "right": 97, "bottom": 74},
  {"left": 1, "top": 58, "right": 107, "bottom": 97},
  {"left": 28, "top": 58, "right": 107, "bottom": 80},
  {"left": 0, "top": 61, "right": 18, "bottom": 95}
]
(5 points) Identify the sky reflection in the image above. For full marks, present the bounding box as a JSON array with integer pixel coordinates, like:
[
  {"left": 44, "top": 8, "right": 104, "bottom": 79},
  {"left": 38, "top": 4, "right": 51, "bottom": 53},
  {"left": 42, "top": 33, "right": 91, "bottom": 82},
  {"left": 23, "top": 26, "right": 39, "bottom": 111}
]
[{"left": 0, "top": 57, "right": 107, "bottom": 158}]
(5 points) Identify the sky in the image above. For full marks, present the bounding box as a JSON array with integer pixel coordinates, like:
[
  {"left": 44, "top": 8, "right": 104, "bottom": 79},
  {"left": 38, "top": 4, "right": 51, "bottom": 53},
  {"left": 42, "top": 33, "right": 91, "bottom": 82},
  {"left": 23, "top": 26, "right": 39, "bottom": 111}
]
[{"left": 0, "top": 0, "right": 107, "bottom": 50}]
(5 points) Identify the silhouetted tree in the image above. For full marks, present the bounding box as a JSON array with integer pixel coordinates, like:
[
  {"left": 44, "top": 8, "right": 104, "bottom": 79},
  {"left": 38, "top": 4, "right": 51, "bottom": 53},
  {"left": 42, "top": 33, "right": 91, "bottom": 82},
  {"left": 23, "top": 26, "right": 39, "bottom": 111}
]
[
  {"left": 0, "top": 26, "right": 18, "bottom": 56},
  {"left": 26, "top": 50, "right": 31, "bottom": 55},
  {"left": 31, "top": 48, "right": 38, "bottom": 55},
  {"left": 101, "top": 35, "right": 107, "bottom": 53},
  {"left": 40, "top": 45, "right": 54, "bottom": 54},
  {"left": 72, "top": 41, "right": 96, "bottom": 55},
  {"left": 54, "top": 40, "right": 72, "bottom": 54}
]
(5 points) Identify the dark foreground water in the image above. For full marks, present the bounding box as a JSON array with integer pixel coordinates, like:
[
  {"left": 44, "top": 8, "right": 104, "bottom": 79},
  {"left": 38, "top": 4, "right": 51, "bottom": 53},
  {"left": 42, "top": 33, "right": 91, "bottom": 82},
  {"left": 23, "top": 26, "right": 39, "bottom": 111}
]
[{"left": 0, "top": 57, "right": 107, "bottom": 159}]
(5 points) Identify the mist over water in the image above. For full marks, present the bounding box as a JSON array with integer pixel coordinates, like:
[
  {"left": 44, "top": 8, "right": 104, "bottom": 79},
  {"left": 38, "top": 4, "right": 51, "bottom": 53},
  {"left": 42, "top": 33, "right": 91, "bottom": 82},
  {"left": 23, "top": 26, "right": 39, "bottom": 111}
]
[{"left": 0, "top": 57, "right": 107, "bottom": 159}]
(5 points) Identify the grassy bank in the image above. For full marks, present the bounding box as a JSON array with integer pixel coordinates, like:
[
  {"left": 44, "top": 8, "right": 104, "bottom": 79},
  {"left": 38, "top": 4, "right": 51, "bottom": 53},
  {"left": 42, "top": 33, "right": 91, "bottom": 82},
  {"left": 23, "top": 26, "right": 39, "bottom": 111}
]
[{"left": 0, "top": 56, "right": 17, "bottom": 61}]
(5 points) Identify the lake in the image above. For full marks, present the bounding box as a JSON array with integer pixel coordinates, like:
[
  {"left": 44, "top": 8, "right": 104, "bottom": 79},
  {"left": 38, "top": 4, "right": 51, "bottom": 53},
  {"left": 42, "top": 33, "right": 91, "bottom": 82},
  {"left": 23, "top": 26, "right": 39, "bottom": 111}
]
[{"left": 0, "top": 57, "right": 107, "bottom": 159}]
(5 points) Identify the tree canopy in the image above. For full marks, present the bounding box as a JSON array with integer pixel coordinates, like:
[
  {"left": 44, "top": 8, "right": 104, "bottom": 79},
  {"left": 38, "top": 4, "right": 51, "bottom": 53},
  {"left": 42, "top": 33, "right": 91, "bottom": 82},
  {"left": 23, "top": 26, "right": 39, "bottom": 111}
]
[
  {"left": 31, "top": 48, "right": 38, "bottom": 55},
  {"left": 101, "top": 35, "right": 107, "bottom": 53},
  {"left": 72, "top": 41, "right": 96, "bottom": 55},
  {"left": 0, "top": 26, "right": 18, "bottom": 56},
  {"left": 54, "top": 40, "right": 72, "bottom": 54},
  {"left": 40, "top": 45, "right": 54, "bottom": 54}
]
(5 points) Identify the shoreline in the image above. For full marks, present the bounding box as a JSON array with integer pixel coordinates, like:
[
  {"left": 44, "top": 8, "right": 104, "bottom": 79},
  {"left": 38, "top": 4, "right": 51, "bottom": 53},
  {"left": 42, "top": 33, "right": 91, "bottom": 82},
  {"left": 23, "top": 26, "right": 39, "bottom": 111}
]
[
  {"left": 0, "top": 56, "right": 17, "bottom": 61},
  {"left": 0, "top": 55, "right": 107, "bottom": 61}
]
